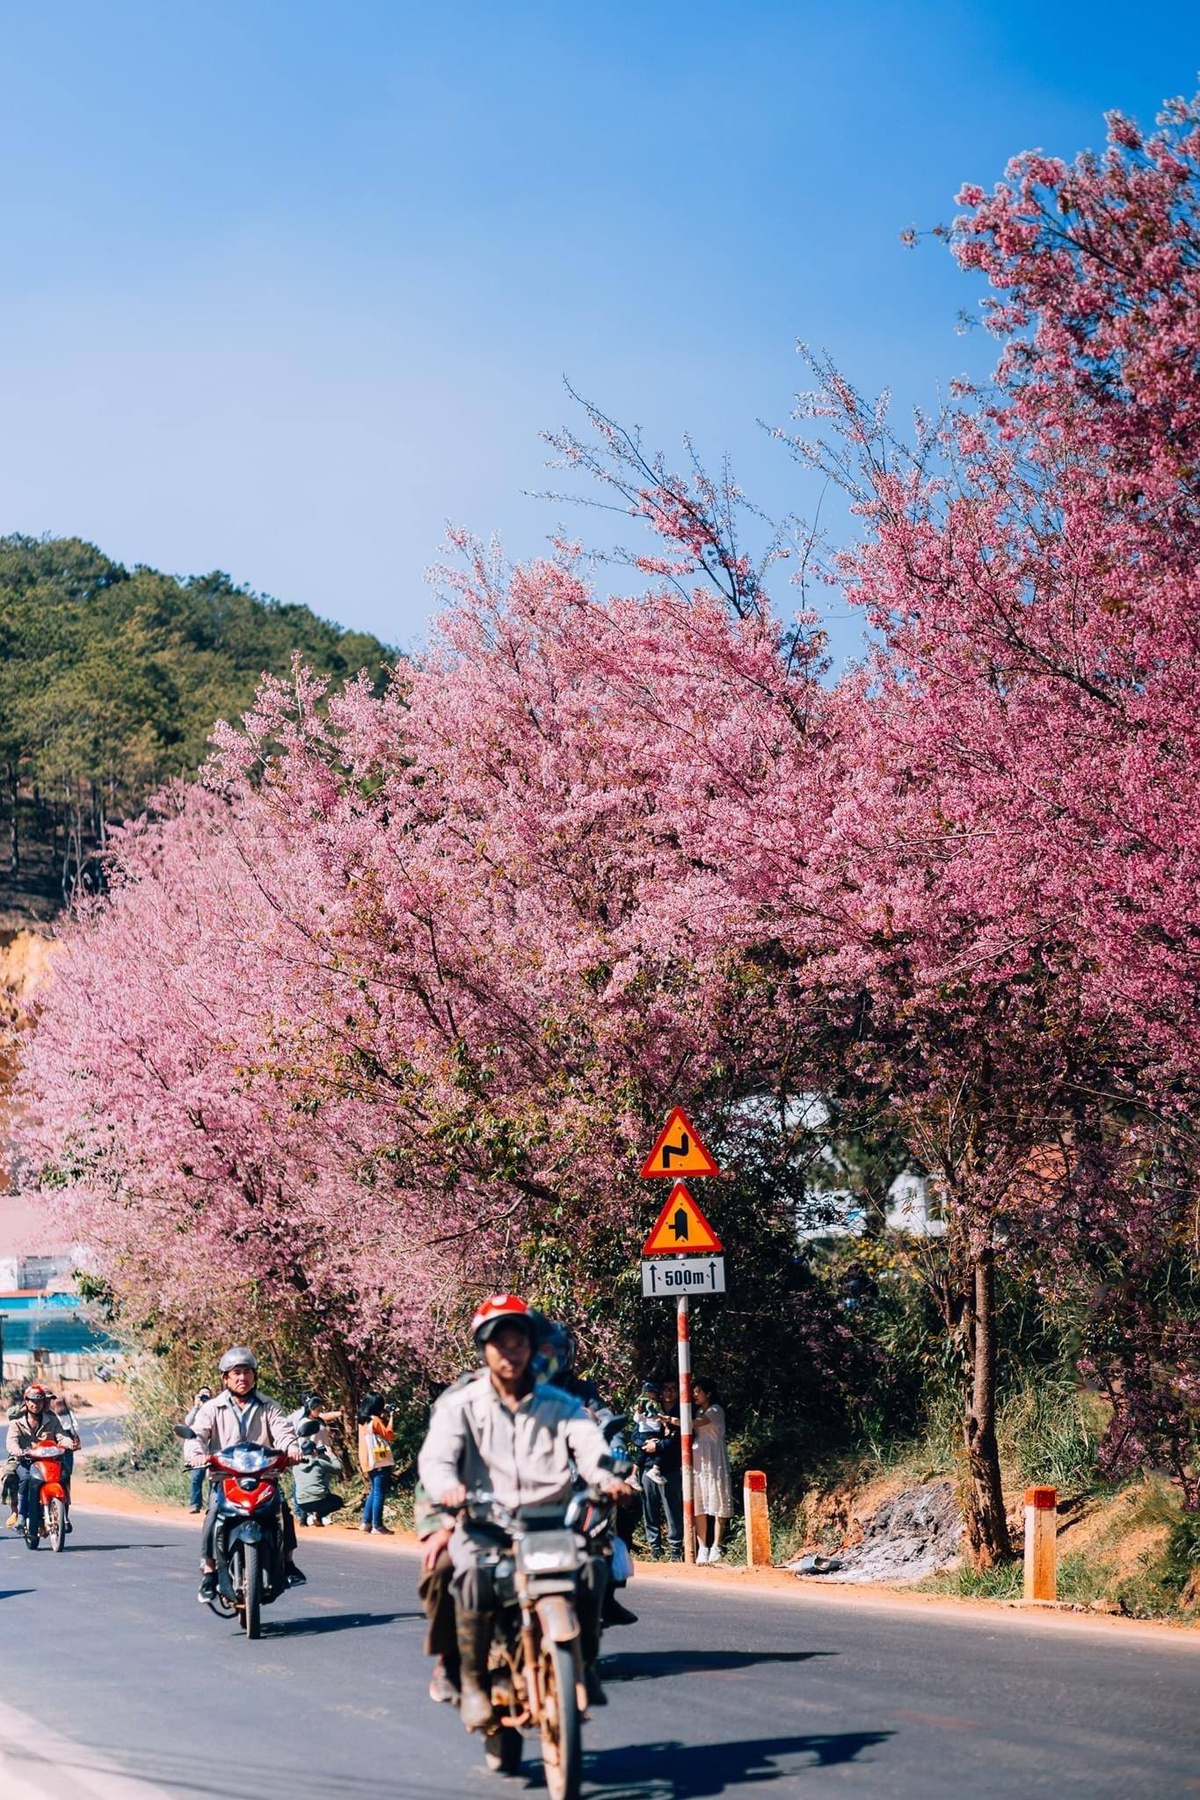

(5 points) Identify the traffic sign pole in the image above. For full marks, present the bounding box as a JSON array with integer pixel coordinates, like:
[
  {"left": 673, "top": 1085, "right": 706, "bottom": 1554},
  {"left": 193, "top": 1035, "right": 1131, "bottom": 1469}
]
[
  {"left": 639, "top": 1104, "right": 722, "bottom": 1572},
  {"left": 677, "top": 1295, "right": 695, "bottom": 1566}
]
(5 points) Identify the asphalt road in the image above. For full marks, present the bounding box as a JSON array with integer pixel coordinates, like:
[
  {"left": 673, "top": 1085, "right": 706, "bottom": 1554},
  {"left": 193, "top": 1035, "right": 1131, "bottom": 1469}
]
[{"left": 1, "top": 1506, "right": 1198, "bottom": 1800}]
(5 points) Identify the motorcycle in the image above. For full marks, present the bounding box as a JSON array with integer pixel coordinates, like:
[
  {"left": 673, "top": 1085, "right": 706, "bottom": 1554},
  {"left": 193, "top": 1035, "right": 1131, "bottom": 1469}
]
[
  {"left": 21, "top": 1436, "right": 70, "bottom": 1552},
  {"left": 177, "top": 1418, "right": 317, "bottom": 1639},
  {"left": 459, "top": 1475, "right": 624, "bottom": 1800}
]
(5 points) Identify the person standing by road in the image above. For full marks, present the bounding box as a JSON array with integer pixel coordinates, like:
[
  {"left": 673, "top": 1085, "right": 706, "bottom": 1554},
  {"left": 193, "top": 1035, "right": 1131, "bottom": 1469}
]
[
  {"left": 635, "top": 1379, "right": 683, "bottom": 1560},
  {"left": 691, "top": 1378, "right": 733, "bottom": 1563},
  {"left": 183, "top": 1387, "right": 212, "bottom": 1513},
  {"left": 357, "top": 1393, "right": 395, "bottom": 1535},
  {"left": 288, "top": 1391, "right": 342, "bottom": 1450},
  {"left": 658, "top": 1377, "right": 685, "bottom": 1559}
]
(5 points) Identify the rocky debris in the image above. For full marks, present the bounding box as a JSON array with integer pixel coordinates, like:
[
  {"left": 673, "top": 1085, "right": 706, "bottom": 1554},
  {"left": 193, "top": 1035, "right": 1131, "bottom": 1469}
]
[{"left": 787, "top": 1478, "right": 963, "bottom": 1584}]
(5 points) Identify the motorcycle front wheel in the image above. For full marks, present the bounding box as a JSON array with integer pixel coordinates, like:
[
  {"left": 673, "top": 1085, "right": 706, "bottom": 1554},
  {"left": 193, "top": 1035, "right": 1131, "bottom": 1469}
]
[
  {"left": 242, "top": 1542, "right": 261, "bottom": 1639},
  {"left": 23, "top": 1503, "right": 40, "bottom": 1551},
  {"left": 538, "top": 1640, "right": 581, "bottom": 1800},
  {"left": 47, "top": 1497, "right": 65, "bottom": 1552}
]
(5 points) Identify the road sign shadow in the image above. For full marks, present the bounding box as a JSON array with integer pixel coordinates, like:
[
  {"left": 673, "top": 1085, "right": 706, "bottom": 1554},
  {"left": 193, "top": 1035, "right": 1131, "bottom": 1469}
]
[
  {"left": 600, "top": 1648, "right": 834, "bottom": 1683},
  {"left": 585, "top": 1729, "right": 894, "bottom": 1796}
]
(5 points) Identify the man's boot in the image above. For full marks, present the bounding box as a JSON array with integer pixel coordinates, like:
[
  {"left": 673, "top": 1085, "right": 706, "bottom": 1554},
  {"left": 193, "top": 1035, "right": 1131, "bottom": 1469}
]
[
  {"left": 584, "top": 1665, "right": 608, "bottom": 1708},
  {"left": 602, "top": 1586, "right": 638, "bottom": 1627},
  {"left": 455, "top": 1610, "right": 495, "bottom": 1732}
]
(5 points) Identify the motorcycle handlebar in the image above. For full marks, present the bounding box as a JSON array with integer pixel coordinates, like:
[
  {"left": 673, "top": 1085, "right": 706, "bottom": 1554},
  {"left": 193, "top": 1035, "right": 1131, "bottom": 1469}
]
[
  {"left": 206, "top": 1448, "right": 291, "bottom": 1472},
  {"left": 458, "top": 1485, "right": 622, "bottom": 1537}
]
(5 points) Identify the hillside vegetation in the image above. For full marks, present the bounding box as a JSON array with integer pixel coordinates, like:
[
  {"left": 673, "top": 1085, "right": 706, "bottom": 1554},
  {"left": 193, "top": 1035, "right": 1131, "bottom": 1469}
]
[{"left": 0, "top": 535, "right": 393, "bottom": 921}]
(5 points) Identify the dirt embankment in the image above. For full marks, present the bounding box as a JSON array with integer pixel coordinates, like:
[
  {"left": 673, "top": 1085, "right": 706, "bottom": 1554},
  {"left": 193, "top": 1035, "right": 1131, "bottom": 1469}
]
[
  {"left": 0, "top": 929, "right": 57, "bottom": 1005},
  {"left": 0, "top": 926, "right": 58, "bottom": 1197},
  {"left": 786, "top": 1460, "right": 1199, "bottom": 1621}
]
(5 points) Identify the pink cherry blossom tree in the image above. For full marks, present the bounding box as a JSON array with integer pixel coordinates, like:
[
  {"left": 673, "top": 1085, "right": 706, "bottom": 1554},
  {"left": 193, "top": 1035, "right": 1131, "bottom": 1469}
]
[{"left": 788, "top": 92, "right": 1200, "bottom": 1546}]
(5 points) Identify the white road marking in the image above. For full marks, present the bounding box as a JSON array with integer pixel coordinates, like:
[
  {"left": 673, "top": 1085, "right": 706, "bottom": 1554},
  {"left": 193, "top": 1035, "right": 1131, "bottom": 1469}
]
[{"left": 0, "top": 1700, "right": 176, "bottom": 1800}]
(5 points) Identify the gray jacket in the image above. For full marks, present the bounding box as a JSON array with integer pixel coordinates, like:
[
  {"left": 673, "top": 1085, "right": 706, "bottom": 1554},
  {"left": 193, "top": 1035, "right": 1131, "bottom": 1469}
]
[
  {"left": 292, "top": 1445, "right": 342, "bottom": 1508},
  {"left": 417, "top": 1372, "right": 610, "bottom": 1512}
]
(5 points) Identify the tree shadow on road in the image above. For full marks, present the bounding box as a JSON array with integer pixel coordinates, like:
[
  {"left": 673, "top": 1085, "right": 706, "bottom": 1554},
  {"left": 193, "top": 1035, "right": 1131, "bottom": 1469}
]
[
  {"left": 263, "top": 1609, "right": 421, "bottom": 1636},
  {"left": 581, "top": 1730, "right": 895, "bottom": 1796},
  {"left": 600, "top": 1649, "right": 834, "bottom": 1683}
]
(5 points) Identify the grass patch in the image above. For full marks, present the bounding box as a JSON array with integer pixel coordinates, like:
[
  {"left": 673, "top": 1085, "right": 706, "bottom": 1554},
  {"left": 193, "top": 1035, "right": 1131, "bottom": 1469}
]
[
  {"left": 87, "top": 1447, "right": 191, "bottom": 1507},
  {"left": 998, "top": 1380, "right": 1104, "bottom": 1493},
  {"left": 918, "top": 1559, "right": 1022, "bottom": 1601}
]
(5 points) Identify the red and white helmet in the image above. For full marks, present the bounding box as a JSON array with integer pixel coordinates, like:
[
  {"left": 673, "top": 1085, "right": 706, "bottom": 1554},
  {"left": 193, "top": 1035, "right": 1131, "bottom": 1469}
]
[
  {"left": 23, "top": 1384, "right": 50, "bottom": 1405},
  {"left": 470, "top": 1294, "right": 535, "bottom": 1347}
]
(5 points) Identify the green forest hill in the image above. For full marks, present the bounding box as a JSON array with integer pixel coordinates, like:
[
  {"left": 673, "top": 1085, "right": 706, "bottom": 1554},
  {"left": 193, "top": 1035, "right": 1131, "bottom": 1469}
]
[{"left": 0, "top": 535, "right": 394, "bottom": 924}]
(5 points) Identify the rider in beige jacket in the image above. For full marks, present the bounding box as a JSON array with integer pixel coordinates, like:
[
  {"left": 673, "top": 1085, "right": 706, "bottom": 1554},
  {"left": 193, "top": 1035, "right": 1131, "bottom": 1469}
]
[{"left": 189, "top": 1348, "right": 302, "bottom": 1604}]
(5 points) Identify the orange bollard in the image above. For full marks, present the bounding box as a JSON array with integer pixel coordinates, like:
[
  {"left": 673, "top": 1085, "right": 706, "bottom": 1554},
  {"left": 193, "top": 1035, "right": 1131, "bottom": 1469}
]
[
  {"left": 744, "top": 1469, "right": 771, "bottom": 1568},
  {"left": 1023, "top": 1485, "right": 1057, "bottom": 1601}
]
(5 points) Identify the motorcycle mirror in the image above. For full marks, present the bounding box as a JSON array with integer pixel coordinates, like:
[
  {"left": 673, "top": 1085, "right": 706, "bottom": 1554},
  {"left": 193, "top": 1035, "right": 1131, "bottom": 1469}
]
[
  {"left": 297, "top": 1419, "right": 321, "bottom": 1438},
  {"left": 173, "top": 1424, "right": 196, "bottom": 1439},
  {"left": 601, "top": 1413, "right": 629, "bottom": 1443}
]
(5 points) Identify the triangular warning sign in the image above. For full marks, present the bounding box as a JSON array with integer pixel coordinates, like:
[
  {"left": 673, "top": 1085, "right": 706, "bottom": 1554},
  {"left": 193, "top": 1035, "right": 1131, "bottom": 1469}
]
[
  {"left": 642, "top": 1182, "right": 723, "bottom": 1255},
  {"left": 639, "top": 1106, "right": 721, "bottom": 1179}
]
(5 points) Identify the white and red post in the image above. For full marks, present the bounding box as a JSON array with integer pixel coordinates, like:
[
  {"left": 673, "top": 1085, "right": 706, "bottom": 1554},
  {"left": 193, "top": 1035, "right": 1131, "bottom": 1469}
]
[
  {"left": 677, "top": 1294, "right": 695, "bottom": 1564},
  {"left": 1023, "top": 1485, "right": 1057, "bottom": 1601}
]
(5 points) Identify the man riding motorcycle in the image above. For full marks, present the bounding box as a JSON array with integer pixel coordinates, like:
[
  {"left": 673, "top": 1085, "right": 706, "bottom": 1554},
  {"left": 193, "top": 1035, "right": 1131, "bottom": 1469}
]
[
  {"left": 5, "top": 1385, "right": 78, "bottom": 1535},
  {"left": 185, "top": 1347, "right": 304, "bottom": 1603},
  {"left": 417, "top": 1294, "right": 634, "bottom": 1733}
]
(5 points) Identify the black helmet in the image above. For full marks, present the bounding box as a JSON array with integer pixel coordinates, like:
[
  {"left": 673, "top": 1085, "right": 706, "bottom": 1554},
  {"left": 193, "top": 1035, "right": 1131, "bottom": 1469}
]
[{"left": 532, "top": 1316, "right": 577, "bottom": 1382}]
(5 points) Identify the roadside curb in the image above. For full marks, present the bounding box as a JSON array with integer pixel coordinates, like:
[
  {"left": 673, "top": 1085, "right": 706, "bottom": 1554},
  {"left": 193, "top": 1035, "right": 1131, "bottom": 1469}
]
[
  {"left": 631, "top": 1559, "right": 1200, "bottom": 1646},
  {"left": 70, "top": 1476, "right": 424, "bottom": 1552},
  {"left": 66, "top": 1477, "right": 1200, "bottom": 1647}
]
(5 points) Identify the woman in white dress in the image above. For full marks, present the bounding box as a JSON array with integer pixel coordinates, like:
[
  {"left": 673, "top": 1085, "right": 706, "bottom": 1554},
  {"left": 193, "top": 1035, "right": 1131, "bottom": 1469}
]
[{"left": 691, "top": 1379, "right": 733, "bottom": 1563}]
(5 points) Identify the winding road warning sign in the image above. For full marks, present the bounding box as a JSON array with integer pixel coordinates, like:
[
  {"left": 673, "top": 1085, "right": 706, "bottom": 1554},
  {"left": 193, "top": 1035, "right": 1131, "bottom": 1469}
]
[
  {"left": 639, "top": 1107, "right": 721, "bottom": 1179},
  {"left": 641, "top": 1181, "right": 723, "bottom": 1256}
]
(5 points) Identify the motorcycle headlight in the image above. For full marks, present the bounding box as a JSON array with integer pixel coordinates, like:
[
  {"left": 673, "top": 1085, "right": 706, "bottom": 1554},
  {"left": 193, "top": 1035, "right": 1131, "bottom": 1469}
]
[{"left": 516, "top": 1529, "right": 579, "bottom": 1574}]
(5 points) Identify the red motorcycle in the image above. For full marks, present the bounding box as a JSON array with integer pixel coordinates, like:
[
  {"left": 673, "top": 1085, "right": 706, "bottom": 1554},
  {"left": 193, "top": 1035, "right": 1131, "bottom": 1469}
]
[
  {"left": 204, "top": 1440, "right": 293, "bottom": 1639},
  {"left": 22, "top": 1436, "right": 70, "bottom": 1552}
]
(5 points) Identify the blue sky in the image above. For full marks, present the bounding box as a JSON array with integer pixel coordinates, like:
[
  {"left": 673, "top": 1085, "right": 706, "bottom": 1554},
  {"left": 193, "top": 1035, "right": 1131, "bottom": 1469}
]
[{"left": 0, "top": 2, "right": 1195, "bottom": 661}]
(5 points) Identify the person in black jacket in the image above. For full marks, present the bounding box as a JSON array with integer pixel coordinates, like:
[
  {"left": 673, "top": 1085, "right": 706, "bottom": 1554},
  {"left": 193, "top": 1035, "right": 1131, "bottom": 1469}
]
[{"left": 635, "top": 1378, "right": 683, "bottom": 1560}]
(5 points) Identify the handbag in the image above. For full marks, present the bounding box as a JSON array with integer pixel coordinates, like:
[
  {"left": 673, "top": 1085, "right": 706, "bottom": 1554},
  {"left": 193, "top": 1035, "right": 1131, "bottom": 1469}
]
[{"left": 612, "top": 1536, "right": 635, "bottom": 1583}]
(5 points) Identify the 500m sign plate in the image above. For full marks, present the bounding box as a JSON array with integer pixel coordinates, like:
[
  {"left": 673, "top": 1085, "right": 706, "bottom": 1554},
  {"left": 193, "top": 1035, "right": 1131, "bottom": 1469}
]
[{"left": 641, "top": 1256, "right": 726, "bottom": 1298}]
